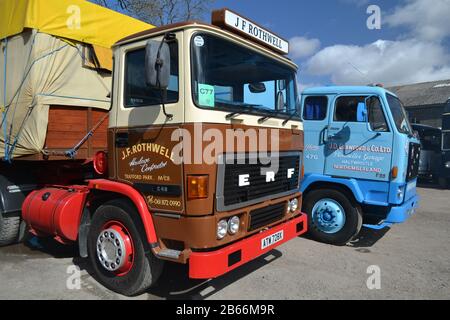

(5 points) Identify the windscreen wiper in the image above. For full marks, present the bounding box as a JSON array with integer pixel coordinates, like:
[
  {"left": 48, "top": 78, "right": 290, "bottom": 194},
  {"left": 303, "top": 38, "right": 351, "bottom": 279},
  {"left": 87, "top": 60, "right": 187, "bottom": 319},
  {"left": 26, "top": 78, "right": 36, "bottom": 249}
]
[
  {"left": 225, "top": 104, "right": 263, "bottom": 120},
  {"left": 282, "top": 110, "right": 301, "bottom": 126}
]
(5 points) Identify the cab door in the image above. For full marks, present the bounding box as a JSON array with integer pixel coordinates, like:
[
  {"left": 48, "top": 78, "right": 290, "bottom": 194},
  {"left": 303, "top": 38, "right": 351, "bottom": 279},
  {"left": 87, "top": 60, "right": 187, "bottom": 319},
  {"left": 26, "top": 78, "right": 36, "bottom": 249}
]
[
  {"left": 301, "top": 95, "right": 330, "bottom": 175},
  {"left": 324, "top": 95, "right": 393, "bottom": 187}
]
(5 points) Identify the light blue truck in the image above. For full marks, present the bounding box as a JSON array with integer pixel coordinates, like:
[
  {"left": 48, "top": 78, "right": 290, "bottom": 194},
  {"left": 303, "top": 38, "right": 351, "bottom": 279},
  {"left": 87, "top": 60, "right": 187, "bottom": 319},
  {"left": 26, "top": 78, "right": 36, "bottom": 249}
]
[{"left": 300, "top": 86, "right": 420, "bottom": 245}]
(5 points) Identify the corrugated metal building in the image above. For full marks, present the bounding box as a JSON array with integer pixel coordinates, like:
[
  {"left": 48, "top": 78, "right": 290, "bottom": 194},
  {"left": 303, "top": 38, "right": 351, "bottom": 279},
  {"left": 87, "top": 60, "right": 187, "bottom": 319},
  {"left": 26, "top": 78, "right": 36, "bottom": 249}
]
[{"left": 388, "top": 80, "right": 450, "bottom": 128}]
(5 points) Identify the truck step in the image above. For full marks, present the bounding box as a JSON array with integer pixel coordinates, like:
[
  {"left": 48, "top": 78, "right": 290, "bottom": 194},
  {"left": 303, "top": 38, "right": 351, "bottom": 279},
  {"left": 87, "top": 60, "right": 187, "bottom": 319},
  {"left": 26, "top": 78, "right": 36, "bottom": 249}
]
[{"left": 157, "top": 249, "right": 182, "bottom": 260}]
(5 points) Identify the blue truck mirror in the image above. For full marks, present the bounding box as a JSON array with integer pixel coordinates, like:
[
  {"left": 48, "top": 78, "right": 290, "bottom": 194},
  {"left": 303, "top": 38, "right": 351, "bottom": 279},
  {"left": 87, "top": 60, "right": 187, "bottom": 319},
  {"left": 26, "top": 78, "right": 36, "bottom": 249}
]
[{"left": 357, "top": 102, "right": 368, "bottom": 122}]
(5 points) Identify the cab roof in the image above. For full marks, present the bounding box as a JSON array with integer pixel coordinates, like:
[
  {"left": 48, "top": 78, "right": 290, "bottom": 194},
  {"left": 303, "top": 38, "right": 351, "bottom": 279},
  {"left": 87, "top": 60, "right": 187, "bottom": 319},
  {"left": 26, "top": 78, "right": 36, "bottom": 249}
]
[{"left": 302, "top": 86, "right": 398, "bottom": 98}]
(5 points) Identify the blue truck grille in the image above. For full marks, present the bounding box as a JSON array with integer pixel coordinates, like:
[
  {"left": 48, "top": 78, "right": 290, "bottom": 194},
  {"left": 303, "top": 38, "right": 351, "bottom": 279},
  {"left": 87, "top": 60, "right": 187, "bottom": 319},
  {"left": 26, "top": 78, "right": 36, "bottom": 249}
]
[{"left": 407, "top": 143, "right": 420, "bottom": 181}]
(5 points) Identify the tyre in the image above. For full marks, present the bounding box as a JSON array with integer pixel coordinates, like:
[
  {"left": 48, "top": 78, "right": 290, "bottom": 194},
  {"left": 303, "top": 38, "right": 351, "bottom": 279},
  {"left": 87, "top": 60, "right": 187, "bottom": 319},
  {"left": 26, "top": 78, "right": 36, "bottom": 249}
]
[
  {"left": 303, "top": 188, "right": 362, "bottom": 246},
  {"left": 0, "top": 214, "right": 21, "bottom": 246},
  {"left": 87, "top": 200, "right": 164, "bottom": 296}
]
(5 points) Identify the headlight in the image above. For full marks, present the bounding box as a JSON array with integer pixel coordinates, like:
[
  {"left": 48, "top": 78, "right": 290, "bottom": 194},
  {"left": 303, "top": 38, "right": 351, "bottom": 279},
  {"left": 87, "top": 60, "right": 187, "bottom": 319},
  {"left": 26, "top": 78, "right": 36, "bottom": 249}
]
[
  {"left": 228, "top": 216, "right": 240, "bottom": 235},
  {"left": 288, "top": 199, "right": 299, "bottom": 212},
  {"left": 397, "top": 186, "right": 405, "bottom": 199},
  {"left": 217, "top": 220, "right": 228, "bottom": 240},
  {"left": 445, "top": 162, "right": 450, "bottom": 169}
]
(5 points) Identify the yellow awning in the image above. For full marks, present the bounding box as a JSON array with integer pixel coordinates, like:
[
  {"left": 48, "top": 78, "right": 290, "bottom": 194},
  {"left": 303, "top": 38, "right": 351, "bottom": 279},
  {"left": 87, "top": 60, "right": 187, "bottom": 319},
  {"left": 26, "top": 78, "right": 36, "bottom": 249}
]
[{"left": 0, "top": 0, "right": 154, "bottom": 49}]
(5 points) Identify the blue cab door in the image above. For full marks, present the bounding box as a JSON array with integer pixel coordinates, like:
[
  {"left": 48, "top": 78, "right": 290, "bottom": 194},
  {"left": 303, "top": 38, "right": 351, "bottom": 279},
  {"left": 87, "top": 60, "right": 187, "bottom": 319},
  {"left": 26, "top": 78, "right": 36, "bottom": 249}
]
[{"left": 324, "top": 95, "right": 394, "bottom": 204}]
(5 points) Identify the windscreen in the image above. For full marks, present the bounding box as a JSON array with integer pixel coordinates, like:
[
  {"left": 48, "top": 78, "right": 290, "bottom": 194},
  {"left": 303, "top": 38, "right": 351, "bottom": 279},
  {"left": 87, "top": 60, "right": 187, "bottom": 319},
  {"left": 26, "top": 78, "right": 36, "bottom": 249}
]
[
  {"left": 386, "top": 94, "right": 413, "bottom": 135},
  {"left": 191, "top": 33, "right": 299, "bottom": 119}
]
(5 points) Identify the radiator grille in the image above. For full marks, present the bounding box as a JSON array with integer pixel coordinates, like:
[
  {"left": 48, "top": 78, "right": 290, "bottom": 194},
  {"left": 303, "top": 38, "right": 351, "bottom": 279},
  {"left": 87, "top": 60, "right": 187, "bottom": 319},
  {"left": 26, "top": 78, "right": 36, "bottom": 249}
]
[
  {"left": 222, "top": 154, "right": 300, "bottom": 207},
  {"left": 249, "top": 203, "right": 286, "bottom": 231},
  {"left": 407, "top": 143, "right": 420, "bottom": 181}
]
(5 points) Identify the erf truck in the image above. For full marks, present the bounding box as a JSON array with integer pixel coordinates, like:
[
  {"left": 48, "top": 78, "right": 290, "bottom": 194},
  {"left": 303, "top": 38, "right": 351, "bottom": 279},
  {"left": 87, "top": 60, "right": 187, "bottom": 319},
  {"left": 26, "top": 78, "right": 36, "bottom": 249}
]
[
  {"left": 1, "top": 5, "right": 306, "bottom": 296},
  {"left": 300, "top": 86, "right": 420, "bottom": 245}
]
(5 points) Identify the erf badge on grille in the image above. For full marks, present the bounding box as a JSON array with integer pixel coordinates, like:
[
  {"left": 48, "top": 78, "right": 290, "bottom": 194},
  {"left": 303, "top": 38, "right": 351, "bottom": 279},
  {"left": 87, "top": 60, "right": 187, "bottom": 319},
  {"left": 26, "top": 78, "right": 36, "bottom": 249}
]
[{"left": 238, "top": 168, "right": 296, "bottom": 187}]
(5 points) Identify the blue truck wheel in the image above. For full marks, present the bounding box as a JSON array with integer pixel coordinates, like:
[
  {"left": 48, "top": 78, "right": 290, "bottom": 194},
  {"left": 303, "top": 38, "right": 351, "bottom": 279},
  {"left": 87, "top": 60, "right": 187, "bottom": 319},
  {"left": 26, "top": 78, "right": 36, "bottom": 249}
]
[
  {"left": 303, "top": 188, "right": 363, "bottom": 246},
  {"left": 311, "top": 199, "right": 346, "bottom": 234}
]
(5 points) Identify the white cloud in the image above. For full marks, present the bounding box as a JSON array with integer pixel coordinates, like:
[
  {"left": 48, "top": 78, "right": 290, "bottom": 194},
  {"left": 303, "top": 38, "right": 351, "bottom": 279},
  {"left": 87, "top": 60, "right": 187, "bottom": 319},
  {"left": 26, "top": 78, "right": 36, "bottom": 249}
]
[
  {"left": 305, "top": 39, "right": 450, "bottom": 86},
  {"left": 297, "top": 0, "right": 450, "bottom": 86},
  {"left": 298, "top": 82, "right": 323, "bottom": 93},
  {"left": 385, "top": 0, "right": 450, "bottom": 41},
  {"left": 289, "top": 36, "right": 321, "bottom": 59}
]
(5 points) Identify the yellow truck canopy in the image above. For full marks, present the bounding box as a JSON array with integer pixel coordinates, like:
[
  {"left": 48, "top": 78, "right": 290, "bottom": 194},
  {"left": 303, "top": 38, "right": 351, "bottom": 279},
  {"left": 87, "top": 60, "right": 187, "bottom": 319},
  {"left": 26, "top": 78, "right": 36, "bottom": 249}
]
[
  {"left": 0, "top": 0, "right": 153, "bottom": 49},
  {"left": 0, "top": 0, "right": 154, "bottom": 159}
]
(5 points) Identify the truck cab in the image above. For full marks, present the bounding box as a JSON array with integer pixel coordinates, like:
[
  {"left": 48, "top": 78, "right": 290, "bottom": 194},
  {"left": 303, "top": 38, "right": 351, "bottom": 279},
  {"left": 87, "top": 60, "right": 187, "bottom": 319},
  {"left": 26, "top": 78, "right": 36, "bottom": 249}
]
[
  {"left": 300, "top": 86, "right": 420, "bottom": 245},
  {"left": 6, "top": 9, "right": 307, "bottom": 296},
  {"left": 411, "top": 124, "right": 442, "bottom": 181},
  {"left": 440, "top": 101, "right": 450, "bottom": 188}
]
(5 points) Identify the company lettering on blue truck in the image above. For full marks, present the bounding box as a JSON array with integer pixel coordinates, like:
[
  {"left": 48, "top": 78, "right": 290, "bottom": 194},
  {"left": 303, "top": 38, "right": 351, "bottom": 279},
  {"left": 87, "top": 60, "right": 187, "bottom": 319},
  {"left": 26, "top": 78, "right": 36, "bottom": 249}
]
[{"left": 300, "top": 86, "right": 420, "bottom": 245}]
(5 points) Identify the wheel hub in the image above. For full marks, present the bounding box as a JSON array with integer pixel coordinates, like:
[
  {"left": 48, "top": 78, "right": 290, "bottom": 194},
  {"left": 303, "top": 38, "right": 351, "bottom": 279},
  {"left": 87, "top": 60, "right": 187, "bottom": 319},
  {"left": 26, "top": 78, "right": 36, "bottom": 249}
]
[
  {"left": 312, "top": 199, "right": 346, "bottom": 234},
  {"left": 96, "top": 222, "right": 134, "bottom": 276}
]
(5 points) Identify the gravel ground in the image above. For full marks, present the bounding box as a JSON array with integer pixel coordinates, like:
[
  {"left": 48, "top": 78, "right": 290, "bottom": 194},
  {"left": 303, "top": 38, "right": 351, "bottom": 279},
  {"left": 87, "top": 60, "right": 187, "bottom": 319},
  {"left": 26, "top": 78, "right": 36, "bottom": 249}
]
[{"left": 0, "top": 186, "right": 448, "bottom": 300}]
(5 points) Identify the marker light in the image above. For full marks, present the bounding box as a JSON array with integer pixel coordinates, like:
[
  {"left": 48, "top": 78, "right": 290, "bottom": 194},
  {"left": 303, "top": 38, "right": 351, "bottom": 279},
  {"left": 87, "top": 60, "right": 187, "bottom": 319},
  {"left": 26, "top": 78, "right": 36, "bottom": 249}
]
[
  {"left": 93, "top": 151, "right": 108, "bottom": 175},
  {"left": 187, "top": 175, "right": 209, "bottom": 200},
  {"left": 391, "top": 167, "right": 399, "bottom": 179}
]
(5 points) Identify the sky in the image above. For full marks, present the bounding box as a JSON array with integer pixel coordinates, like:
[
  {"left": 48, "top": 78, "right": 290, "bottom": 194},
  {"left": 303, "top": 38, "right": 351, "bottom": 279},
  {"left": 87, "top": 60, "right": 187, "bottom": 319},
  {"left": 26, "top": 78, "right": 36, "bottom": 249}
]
[{"left": 205, "top": 0, "right": 450, "bottom": 90}]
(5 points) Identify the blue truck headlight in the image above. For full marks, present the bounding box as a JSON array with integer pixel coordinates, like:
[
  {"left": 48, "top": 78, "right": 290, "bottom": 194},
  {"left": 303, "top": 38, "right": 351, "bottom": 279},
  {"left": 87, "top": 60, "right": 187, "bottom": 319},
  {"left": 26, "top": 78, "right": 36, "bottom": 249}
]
[
  {"left": 397, "top": 186, "right": 405, "bottom": 200},
  {"left": 445, "top": 162, "right": 450, "bottom": 169}
]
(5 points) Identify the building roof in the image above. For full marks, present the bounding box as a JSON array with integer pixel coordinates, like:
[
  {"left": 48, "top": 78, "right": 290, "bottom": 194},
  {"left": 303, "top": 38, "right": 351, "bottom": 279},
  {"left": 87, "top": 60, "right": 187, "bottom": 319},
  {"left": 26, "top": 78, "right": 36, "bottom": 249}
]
[
  {"left": 388, "top": 80, "right": 450, "bottom": 107},
  {"left": 0, "top": 0, "right": 153, "bottom": 49}
]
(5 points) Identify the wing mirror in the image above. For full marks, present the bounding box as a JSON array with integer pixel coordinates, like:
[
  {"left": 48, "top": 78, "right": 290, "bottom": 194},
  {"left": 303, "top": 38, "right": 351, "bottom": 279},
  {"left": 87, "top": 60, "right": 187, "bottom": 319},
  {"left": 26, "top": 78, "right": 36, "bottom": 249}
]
[
  {"left": 249, "top": 82, "right": 266, "bottom": 93},
  {"left": 145, "top": 39, "right": 171, "bottom": 89},
  {"left": 357, "top": 101, "right": 368, "bottom": 122},
  {"left": 144, "top": 33, "right": 175, "bottom": 120}
]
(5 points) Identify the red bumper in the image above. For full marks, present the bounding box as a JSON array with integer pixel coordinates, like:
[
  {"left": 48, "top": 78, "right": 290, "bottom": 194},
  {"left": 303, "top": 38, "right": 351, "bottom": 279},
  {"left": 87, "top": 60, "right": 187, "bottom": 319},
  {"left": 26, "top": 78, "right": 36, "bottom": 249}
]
[{"left": 189, "top": 214, "right": 307, "bottom": 279}]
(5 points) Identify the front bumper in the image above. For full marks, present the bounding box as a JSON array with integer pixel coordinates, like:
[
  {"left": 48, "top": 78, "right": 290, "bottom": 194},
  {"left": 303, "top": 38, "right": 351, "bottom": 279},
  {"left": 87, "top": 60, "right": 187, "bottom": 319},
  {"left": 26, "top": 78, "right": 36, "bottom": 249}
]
[
  {"left": 364, "top": 194, "right": 419, "bottom": 230},
  {"left": 189, "top": 214, "right": 307, "bottom": 279}
]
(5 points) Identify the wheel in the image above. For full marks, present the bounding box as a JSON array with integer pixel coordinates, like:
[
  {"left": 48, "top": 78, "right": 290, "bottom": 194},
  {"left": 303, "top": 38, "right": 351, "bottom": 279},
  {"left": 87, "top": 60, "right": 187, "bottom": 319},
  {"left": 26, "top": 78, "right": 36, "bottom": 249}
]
[
  {"left": 303, "top": 188, "right": 362, "bottom": 246},
  {"left": 88, "top": 200, "right": 164, "bottom": 296},
  {"left": 0, "top": 214, "right": 21, "bottom": 246}
]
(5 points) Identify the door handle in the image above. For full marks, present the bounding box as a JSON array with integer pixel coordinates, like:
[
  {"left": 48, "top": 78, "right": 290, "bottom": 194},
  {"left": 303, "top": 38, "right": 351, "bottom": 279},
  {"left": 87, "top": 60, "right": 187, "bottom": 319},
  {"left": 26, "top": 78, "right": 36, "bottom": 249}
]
[
  {"left": 328, "top": 133, "right": 342, "bottom": 140},
  {"left": 115, "top": 133, "right": 129, "bottom": 147}
]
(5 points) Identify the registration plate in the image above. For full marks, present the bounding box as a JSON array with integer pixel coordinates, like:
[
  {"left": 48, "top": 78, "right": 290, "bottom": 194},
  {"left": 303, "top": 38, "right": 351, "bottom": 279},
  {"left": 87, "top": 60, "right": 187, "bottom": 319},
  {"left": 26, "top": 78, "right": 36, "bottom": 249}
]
[{"left": 261, "top": 231, "right": 284, "bottom": 250}]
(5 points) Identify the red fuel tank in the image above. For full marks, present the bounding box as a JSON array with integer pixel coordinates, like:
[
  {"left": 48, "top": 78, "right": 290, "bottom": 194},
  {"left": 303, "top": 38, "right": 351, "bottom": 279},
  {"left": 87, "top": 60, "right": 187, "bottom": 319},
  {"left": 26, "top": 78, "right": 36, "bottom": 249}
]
[{"left": 22, "top": 186, "right": 89, "bottom": 243}]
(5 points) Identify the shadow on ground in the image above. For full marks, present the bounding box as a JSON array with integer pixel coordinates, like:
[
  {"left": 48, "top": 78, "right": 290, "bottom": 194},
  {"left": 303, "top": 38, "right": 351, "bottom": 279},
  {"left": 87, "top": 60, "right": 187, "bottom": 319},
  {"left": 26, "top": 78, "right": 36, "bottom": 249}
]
[
  {"left": 300, "top": 226, "right": 391, "bottom": 250},
  {"left": 73, "top": 249, "right": 283, "bottom": 300},
  {"left": 348, "top": 227, "right": 391, "bottom": 249}
]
